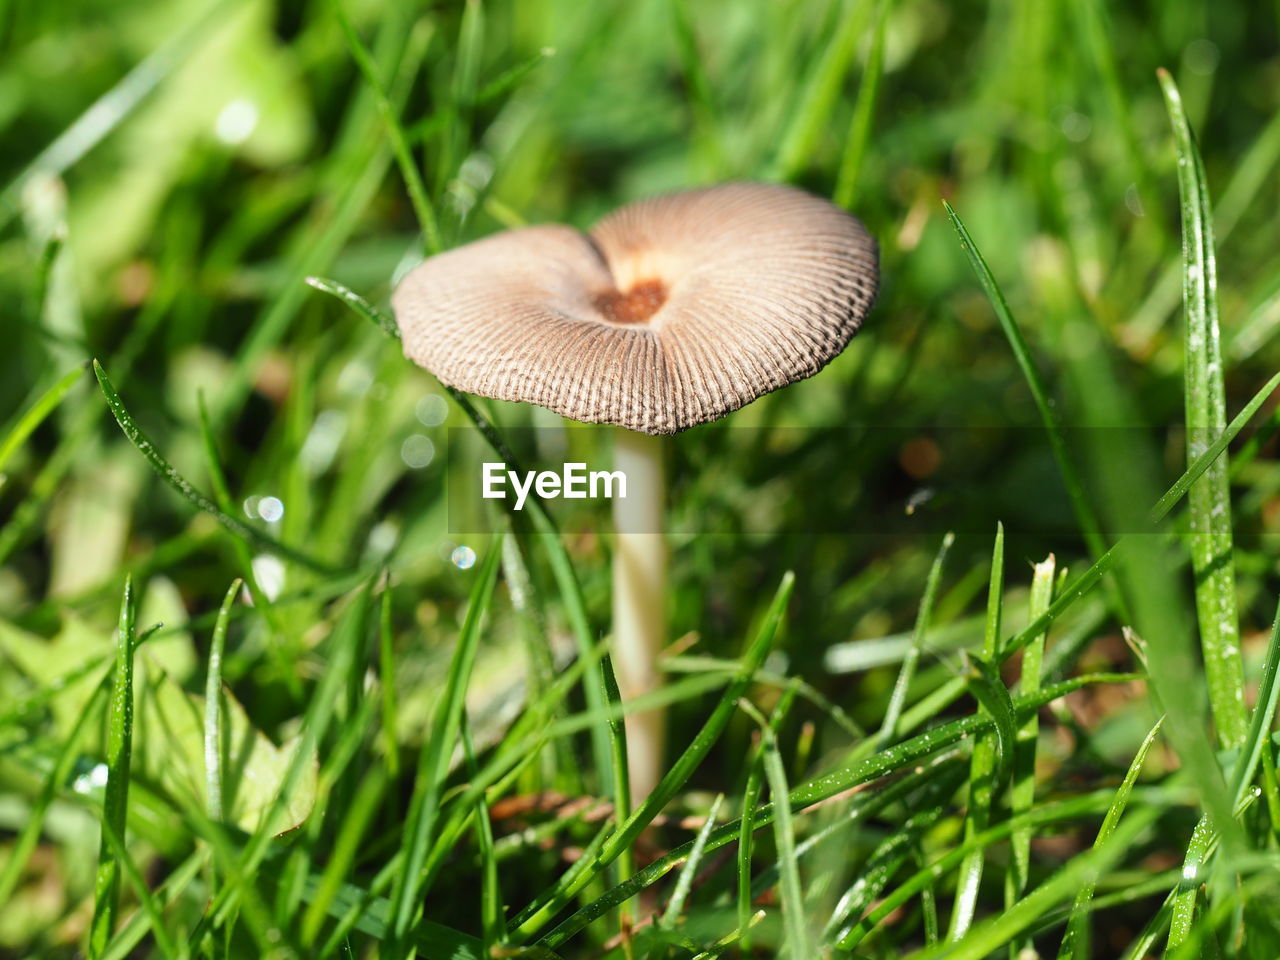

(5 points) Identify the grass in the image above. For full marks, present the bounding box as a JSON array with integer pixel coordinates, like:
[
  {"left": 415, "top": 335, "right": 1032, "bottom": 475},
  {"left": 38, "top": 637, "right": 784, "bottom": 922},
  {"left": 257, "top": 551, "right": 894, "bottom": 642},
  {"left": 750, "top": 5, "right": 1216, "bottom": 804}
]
[{"left": 4, "top": 0, "right": 1280, "bottom": 958}]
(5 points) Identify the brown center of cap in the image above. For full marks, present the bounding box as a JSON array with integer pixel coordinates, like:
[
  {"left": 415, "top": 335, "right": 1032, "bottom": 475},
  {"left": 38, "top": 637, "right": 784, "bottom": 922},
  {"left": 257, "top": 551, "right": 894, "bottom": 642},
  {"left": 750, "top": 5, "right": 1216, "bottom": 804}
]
[{"left": 592, "top": 279, "right": 668, "bottom": 325}]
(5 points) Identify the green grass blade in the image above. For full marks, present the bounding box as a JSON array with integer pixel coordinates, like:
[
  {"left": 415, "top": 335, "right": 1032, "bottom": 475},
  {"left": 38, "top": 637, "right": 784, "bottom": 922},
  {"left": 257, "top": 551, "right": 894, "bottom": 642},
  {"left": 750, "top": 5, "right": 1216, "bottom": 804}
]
[
  {"left": 829, "top": 769, "right": 964, "bottom": 943},
  {"left": 98, "top": 851, "right": 206, "bottom": 960},
  {"left": 1058, "top": 717, "right": 1164, "bottom": 960},
  {"left": 335, "top": 7, "right": 442, "bottom": 255},
  {"left": 1150, "top": 370, "right": 1280, "bottom": 522},
  {"left": 943, "top": 200, "right": 1107, "bottom": 561},
  {"left": 196, "top": 392, "right": 301, "bottom": 698},
  {"left": 597, "top": 651, "right": 633, "bottom": 933},
  {"left": 946, "top": 525, "right": 1003, "bottom": 941},
  {"left": 670, "top": 0, "right": 723, "bottom": 177},
  {"left": 388, "top": 536, "right": 503, "bottom": 952},
  {"left": 963, "top": 655, "right": 1016, "bottom": 790},
  {"left": 299, "top": 762, "right": 387, "bottom": 946},
  {"left": 767, "top": 0, "right": 871, "bottom": 181},
  {"left": 462, "top": 715, "right": 503, "bottom": 951},
  {"left": 379, "top": 585, "right": 400, "bottom": 781},
  {"left": 1006, "top": 554, "right": 1056, "bottom": 919},
  {"left": 1229, "top": 595, "right": 1280, "bottom": 804},
  {"left": 1166, "top": 813, "right": 1215, "bottom": 951},
  {"left": 738, "top": 684, "right": 799, "bottom": 952},
  {"left": 0, "top": 363, "right": 85, "bottom": 474},
  {"left": 877, "top": 532, "right": 953, "bottom": 747},
  {"left": 474, "top": 46, "right": 556, "bottom": 106},
  {"left": 833, "top": 0, "right": 889, "bottom": 208},
  {"left": 94, "top": 360, "right": 337, "bottom": 575},
  {"left": 206, "top": 577, "right": 376, "bottom": 932},
  {"left": 690, "top": 910, "right": 764, "bottom": 960},
  {"left": 521, "top": 571, "right": 796, "bottom": 943},
  {"left": 203, "top": 579, "right": 241, "bottom": 821},
  {"left": 661, "top": 792, "right": 724, "bottom": 928},
  {"left": 305, "top": 276, "right": 403, "bottom": 341},
  {"left": 1158, "top": 66, "right": 1248, "bottom": 748},
  {"left": 89, "top": 576, "right": 137, "bottom": 958},
  {"left": 95, "top": 815, "right": 183, "bottom": 959},
  {"left": 755, "top": 708, "right": 809, "bottom": 959}
]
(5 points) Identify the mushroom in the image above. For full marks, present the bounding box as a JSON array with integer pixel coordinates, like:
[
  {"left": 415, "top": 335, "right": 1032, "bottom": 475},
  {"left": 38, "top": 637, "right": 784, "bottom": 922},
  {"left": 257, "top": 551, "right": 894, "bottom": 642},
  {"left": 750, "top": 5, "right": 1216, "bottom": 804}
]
[{"left": 392, "top": 182, "right": 878, "bottom": 799}]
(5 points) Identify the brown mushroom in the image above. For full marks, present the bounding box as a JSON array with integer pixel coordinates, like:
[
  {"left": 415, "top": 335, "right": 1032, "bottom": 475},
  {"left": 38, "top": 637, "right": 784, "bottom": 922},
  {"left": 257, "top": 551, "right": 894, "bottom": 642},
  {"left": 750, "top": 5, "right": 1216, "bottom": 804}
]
[
  {"left": 393, "top": 182, "right": 879, "bottom": 799},
  {"left": 393, "top": 182, "right": 878, "bottom": 435}
]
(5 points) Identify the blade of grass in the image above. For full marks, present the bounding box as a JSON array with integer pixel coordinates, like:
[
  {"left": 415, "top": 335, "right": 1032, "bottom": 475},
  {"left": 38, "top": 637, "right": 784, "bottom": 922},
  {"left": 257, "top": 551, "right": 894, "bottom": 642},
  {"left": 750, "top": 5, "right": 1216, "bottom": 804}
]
[
  {"left": 739, "top": 698, "right": 809, "bottom": 959},
  {"left": 826, "top": 766, "right": 967, "bottom": 944},
  {"left": 1167, "top": 813, "right": 1215, "bottom": 951},
  {"left": 1057, "top": 717, "right": 1164, "bottom": 959},
  {"left": 212, "top": 13, "right": 424, "bottom": 425},
  {"left": 738, "top": 683, "right": 800, "bottom": 953},
  {"left": 833, "top": 0, "right": 889, "bottom": 208},
  {"left": 690, "top": 910, "right": 765, "bottom": 960},
  {"left": 962, "top": 655, "right": 1016, "bottom": 790},
  {"left": 1228, "top": 595, "right": 1280, "bottom": 806},
  {"left": 204, "top": 577, "right": 376, "bottom": 933},
  {"left": 1150, "top": 370, "right": 1280, "bottom": 522},
  {"left": 94, "top": 360, "right": 337, "bottom": 575},
  {"left": 462, "top": 714, "right": 503, "bottom": 951},
  {"left": 98, "top": 851, "right": 207, "bottom": 960},
  {"left": 661, "top": 792, "right": 725, "bottom": 928},
  {"left": 518, "top": 571, "right": 796, "bottom": 943},
  {"left": 876, "top": 532, "right": 953, "bottom": 748},
  {"left": 945, "top": 524, "right": 1003, "bottom": 941},
  {"left": 195, "top": 391, "right": 299, "bottom": 698},
  {"left": 943, "top": 201, "right": 1107, "bottom": 563},
  {"left": 1159, "top": 66, "right": 1248, "bottom": 748},
  {"left": 1006, "top": 554, "right": 1056, "bottom": 925},
  {"left": 378, "top": 585, "right": 400, "bottom": 782},
  {"left": 670, "top": 0, "right": 723, "bottom": 177},
  {"left": 203, "top": 579, "right": 241, "bottom": 821},
  {"left": 95, "top": 815, "right": 183, "bottom": 959},
  {"left": 89, "top": 576, "right": 137, "bottom": 958},
  {"left": 299, "top": 763, "right": 388, "bottom": 947},
  {"left": 335, "top": 6, "right": 441, "bottom": 255},
  {"left": 474, "top": 46, "right": 556, "bottom": 106},
  {"left": 387, "top": 536, "right": 503, "bottom": 954},
  {"left": 0, "top": 363, "right": 85, "bottom": 474},
  {"left": 767, "top": 0, "right": 872, "bottom": 181},
  {"left": 597, "top": 651, "right": 633, "bottom": 934}
]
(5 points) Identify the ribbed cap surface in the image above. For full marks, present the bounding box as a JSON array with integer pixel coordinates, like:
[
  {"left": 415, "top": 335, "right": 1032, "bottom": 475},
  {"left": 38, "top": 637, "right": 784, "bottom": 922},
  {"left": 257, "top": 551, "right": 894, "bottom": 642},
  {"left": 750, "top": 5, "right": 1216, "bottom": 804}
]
[{"left": 391, "top": 182, "right": 879, "bottom": 434}]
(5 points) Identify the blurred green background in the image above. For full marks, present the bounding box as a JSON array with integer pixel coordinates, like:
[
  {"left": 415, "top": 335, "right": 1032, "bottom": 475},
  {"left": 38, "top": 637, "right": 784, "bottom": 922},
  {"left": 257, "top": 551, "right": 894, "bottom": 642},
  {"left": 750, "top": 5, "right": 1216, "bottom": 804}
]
[{"left": 3, "top": 0, "right": 1280, "bottom": 955}]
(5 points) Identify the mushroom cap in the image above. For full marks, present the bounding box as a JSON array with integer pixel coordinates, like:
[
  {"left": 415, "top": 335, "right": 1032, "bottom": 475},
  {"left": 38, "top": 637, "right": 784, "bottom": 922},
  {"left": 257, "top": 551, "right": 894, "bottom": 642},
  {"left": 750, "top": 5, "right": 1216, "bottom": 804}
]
[{"left": 391, "top": 182, "right": 879, "bottom": 434}]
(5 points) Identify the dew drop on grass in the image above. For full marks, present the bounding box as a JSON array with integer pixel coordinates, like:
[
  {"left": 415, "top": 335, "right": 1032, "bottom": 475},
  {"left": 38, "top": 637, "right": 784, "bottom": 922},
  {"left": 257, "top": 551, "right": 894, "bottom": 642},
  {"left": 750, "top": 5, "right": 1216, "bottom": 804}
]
[
  {"left": 258, "top": 496, "right": 284, "bottom": 523},
  {"left": 451, "top": 545, "right": 477, "bottom": 570}
]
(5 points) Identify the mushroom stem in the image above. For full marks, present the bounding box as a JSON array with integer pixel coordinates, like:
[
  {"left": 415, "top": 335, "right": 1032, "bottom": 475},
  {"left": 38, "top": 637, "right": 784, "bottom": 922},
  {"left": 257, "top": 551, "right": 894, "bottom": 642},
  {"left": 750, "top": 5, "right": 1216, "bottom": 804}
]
[{"left": 611, "top": 426, "right": 667, "bottom": 803}]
